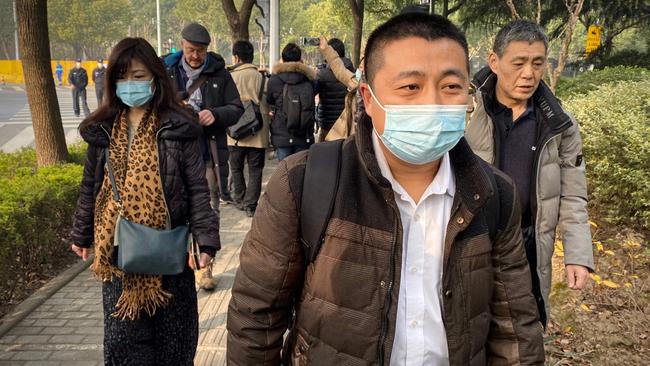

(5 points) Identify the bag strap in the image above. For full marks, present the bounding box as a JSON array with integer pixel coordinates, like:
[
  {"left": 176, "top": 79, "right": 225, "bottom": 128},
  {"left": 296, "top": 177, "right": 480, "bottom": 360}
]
[
  {"left": 480, "top": 162, "right": 500, "bottom": 241},
  {"left": 186, "top": 74, "right": 208, "bottom": 97},
  {"left": 104, "top": 148, "right": 122, "bottom": 205},
  {"left": 299, "top": 139, "right": 344, "bottom": 266},
  {"left": 257, "top": 72, "right": 266, "bottom": 104},
  {"left": 104, "top": 148, "right": 172, "bottom": 228}
]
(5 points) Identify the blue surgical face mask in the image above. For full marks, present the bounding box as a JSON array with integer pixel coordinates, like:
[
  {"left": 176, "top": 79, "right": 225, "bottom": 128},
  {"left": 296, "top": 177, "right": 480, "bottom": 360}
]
[
  {"left": 368, "top": 86, "right": 466, "bottom": 165},
  {"left": 116, "top": 79, "right": 154, "bottom": 107}
]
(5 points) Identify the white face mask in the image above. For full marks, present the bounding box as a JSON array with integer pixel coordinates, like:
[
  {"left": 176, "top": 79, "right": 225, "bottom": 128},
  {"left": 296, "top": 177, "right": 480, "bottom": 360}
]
[{"left": 368, "top": 86, "right": 467, "bottom": 165}]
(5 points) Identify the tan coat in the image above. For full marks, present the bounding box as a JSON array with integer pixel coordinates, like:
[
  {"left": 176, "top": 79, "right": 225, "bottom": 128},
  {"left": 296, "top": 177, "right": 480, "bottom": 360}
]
[
  {"left": 466, "top": 74, "right": 594, "bottom": 315},
  {"left": 320, "top": 45, "right": 360, "bottom": 141},
  {"left": 227, "top": 63, "right": 270, "bottom": 149},
  {"left": 227, "top": 114, "right": 544, "bottom": 365}
]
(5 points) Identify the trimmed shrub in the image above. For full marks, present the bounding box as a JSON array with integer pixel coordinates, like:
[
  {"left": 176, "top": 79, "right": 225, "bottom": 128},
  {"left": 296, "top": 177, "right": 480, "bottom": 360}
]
[
  {"left": 0, "top": 148, "right": 85, "bottom": 303},
  {"left": 563, "top": 79, "right": 650, "bottom": 231},
  {"left": 556, "top": 66, "right": 650, "bottom": 100}
]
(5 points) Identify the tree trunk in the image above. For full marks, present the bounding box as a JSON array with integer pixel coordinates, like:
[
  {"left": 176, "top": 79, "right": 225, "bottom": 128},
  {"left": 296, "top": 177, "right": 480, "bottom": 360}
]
[
  {"left": 347, "top": 0, "right": 364, "bottom": 67},
  {"left": 16, "top": 0, "right": 68, "bottom": 166},
  {"left": 222, "top": 0, "right": 256, "bottom": 42},
  {"left": 549, "top": 0, "right": 585, "bottom": 93}
]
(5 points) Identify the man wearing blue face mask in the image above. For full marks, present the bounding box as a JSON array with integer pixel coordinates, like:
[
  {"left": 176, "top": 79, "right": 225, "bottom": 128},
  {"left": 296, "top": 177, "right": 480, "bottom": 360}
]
[{"left": 228, "top": 13, "right": 544, "bottom": 365}]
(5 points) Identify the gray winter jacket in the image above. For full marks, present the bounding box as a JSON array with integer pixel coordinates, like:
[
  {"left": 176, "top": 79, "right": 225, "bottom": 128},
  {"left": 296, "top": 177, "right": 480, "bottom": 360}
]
[{"left": 465, "top": 71, "right": 594, "bottom": 314}]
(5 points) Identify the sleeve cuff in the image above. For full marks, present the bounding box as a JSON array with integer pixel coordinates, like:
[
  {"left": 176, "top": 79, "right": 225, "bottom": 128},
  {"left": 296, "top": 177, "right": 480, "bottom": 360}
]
[{"left": 200, "top": 246, "right": 217, "bottom": 257}]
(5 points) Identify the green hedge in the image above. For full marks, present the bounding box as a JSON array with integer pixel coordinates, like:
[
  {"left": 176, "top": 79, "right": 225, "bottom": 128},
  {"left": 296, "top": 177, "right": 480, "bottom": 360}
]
[
  {"left": 0, "top": 146, "right": 85, "bottom": 303},
  {"left": 556, "top": 66, "right": 650, "bottom": 99},
  {"left": 564, "top": 79, "right": 650, "bottom": 231}
]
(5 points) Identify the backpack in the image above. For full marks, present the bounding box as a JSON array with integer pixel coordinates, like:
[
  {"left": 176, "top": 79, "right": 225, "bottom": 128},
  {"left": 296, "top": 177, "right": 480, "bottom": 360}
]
[
  {"left": 282, "top": 81, "right": 315, "bottom": 136},
  {"left": 227, "top": 73, "right": 266, "bottom": 141},
  {"left": 299, "top": 142, "right": 500, "bottom": 266}
]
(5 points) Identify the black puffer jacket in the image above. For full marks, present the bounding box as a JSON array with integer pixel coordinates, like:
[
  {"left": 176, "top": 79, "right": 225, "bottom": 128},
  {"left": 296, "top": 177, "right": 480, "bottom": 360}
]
[
  {"left": 316, "top": 57, "right": 354, "bottom": 129},
  {"left": 70, "top": 109, "right": 220, "bottom": 256},
  {"left": 267, "top": 62, "right": 317, "bottom": 147}
]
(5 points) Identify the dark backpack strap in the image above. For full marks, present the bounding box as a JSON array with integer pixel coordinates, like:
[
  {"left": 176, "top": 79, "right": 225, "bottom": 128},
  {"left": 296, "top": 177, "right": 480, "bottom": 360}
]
[
  {"left": 186, "top": 74, "right": 208, "bottom": 97},
  {"left": 300, "top": 139, "right": 344, "bottom": 266},
  {"left": 479, "top": 161, "right": 500, "bottom": 241},
  {"left": 257, "top": 72, "right": 266, "bottom": 103}
]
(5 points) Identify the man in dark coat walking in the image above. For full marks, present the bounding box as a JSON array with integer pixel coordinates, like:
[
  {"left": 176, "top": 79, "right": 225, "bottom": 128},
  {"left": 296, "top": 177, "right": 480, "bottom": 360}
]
[
  {"left": 68, "top": 58, "right": 90, "bottom": 117},
  {"left": 92, "top": 58, "right": 106, "bottom": 106},
  {"left": 163, "top": 22, "right": 243, "bottom": 291}
]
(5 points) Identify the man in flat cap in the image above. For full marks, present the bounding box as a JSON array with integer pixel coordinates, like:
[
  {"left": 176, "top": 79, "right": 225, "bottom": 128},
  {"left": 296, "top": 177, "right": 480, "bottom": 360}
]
[{"left": 164, "top": 23, "right": 244, "bottom": 291}]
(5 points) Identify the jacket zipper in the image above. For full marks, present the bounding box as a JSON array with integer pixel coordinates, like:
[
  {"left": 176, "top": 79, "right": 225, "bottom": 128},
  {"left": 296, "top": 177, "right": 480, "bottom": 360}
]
[
  {"left": 156, "top": 124, "right": 174, "bottom": 228},
  {"left": 529, "top": 128, "right": 567, "bottom": 231},
  {"left": 377, "top": 201, "right": 399, "bottom": 365}
]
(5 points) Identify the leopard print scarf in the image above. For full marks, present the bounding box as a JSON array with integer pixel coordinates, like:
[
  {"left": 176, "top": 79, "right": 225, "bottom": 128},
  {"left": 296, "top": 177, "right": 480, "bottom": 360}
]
[{"left": 93, "top": 109, "right": 171, "bottom": 321}]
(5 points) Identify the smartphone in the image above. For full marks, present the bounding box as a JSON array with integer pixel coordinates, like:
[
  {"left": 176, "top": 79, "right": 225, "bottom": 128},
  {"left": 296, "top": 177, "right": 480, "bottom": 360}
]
[{"left": 301, "top": 37, "right": 320, "bottom": 47}]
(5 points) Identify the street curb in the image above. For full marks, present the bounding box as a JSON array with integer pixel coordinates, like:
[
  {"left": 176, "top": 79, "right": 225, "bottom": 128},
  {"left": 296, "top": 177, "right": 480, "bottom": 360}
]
[{"left": 0, "top": 255, "right": 94, "bottom": 338}]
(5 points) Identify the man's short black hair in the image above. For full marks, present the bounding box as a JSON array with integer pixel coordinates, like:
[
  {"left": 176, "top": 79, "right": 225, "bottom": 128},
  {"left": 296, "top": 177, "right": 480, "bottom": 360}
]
[
  {"left": 282, "top": 43, "right": 302, "bottom": 62},
  {"left": 233, "top": 40, "right": 254, "bottom": 63},
  {"left": 328, "top": 38, "right": 345, "bottom": 58},
  {"left": 363, "top": 12, "right": 469, "bottom": 86}
]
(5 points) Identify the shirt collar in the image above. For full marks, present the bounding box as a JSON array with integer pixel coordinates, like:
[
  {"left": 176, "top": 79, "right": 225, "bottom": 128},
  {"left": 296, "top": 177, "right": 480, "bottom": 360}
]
[{"left": 372, "top": 130, "right": 455, "bottom": 206}]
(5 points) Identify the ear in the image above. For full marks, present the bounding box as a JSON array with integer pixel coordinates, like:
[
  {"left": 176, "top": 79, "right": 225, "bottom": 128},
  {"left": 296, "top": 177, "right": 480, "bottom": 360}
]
[
  {"left": 487, "top": 51, "right": 499, "bottom": 75},
  {"left": 359, "top": 82, "right": 374, "bottom": 118}
]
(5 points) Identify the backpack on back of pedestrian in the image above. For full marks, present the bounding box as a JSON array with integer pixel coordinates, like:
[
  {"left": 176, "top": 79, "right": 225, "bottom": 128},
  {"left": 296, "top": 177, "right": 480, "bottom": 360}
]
[
  {"left": 266, "top": 43, "right": 317, "bottom": 160},
  {"left": 282, "top": 80, "right": 314, "bottom": 136}
]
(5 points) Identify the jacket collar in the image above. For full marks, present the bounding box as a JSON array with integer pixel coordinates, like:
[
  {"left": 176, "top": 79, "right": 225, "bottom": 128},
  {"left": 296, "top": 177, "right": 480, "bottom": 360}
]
[
  {"left": 228, "top": 63, "right": 258, "bottom": 72},
  {"left": 272, "top": 62, "right": 317, "bottom": 80},
  {"left": 473, "top": 66, "right": 573, "bottom": 134},
  {"left": 353, "top": 114, "right": 493, "bottom": 214},
  {"left": 165, "top": 51, "right": 226, "bottom": 75},
  {"left": 80, "top": 109, "right": 202, "bottom": 147}
]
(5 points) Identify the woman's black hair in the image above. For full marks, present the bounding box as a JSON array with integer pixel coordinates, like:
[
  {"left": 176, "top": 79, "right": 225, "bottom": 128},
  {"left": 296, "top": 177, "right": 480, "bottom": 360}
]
[{"left": 79, "top": 37, "right": 190, "bottom": 132}]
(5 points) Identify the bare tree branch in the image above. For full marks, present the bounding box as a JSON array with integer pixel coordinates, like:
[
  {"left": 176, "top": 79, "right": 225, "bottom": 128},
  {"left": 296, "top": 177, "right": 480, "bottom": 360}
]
[
  {"left": 550, "top": 0, "right": 586, "bottom": 92},
  {"left": 504, "top": 0, "right": 521, "bottom": 20},
  {"left": 447, "top": 0, "right": 467, "bottom": 16}
]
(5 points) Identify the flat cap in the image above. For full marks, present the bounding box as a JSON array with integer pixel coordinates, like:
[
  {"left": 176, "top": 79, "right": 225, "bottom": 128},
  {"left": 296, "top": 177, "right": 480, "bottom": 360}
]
[{"left": 182, "top": 23, "right": 211, "bottom": 46}]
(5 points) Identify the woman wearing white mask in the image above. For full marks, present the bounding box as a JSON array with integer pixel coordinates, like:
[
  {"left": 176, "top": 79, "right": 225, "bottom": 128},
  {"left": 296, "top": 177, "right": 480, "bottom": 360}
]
[{"left": 70, "top": 37, "right": 219, "bottom": 365}]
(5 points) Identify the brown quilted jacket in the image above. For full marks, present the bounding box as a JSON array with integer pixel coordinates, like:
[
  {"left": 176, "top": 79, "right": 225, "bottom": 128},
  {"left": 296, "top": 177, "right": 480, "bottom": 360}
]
[{"left": 227, "top": 115, "right": 544, "bottom": 365}]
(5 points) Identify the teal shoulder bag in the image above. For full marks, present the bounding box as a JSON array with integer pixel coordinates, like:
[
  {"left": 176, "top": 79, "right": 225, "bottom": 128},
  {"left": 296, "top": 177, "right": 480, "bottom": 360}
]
[{"left": 105, "top": 149, "right": 190, "bottom": 275}]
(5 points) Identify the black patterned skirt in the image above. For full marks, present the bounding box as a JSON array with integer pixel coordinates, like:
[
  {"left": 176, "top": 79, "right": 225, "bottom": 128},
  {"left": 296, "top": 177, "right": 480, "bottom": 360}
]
[{"left": 102, "top": 266, "right": 198, "bottom": 366}]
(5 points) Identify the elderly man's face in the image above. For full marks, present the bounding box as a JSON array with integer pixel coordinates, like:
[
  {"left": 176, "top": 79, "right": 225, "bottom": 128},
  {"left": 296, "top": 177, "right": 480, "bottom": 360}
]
[
  {"left": 488, "top": 40, "right": 546, "bottom": 107},
  {"left": 182, "top": 40, "right": 208, "bottom": 69}
]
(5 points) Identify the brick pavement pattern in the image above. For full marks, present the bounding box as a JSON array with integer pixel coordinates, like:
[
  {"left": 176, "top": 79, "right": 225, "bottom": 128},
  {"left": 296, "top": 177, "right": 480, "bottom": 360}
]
[{"left": 0, "top": 159, "right": 278, "bottom": 365}]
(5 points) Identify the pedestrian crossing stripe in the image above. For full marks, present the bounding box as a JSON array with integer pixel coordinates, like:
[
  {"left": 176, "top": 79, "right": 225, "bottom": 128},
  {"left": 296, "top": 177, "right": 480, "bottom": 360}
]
[{"left": 0, "top": 90, "right": 99, "bottom": 153}]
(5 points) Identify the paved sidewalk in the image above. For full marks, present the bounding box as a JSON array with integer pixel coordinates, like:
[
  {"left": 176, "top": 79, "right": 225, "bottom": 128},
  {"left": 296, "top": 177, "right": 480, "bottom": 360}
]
[{"left": 0, "top": 159, "right": 278, "bottom": 365}]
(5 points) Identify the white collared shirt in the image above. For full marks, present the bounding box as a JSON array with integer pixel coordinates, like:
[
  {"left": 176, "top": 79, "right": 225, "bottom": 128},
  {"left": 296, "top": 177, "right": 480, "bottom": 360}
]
[{"left": 372, "top": 132, "right": 455, "bottom": 366}]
